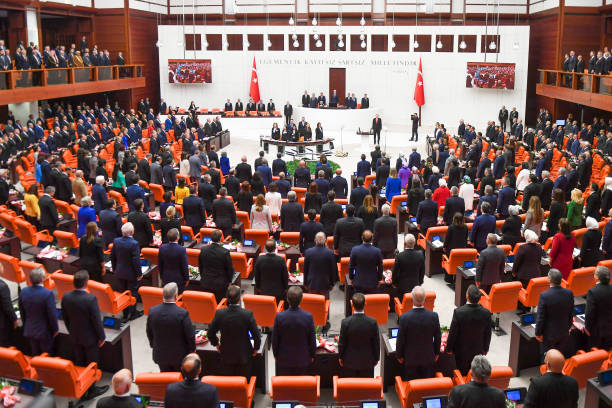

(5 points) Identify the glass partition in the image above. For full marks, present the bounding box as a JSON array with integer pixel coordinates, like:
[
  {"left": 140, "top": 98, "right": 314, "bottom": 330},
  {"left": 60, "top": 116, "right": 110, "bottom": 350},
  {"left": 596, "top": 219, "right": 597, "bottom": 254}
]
[{"left": 46, "top": 69, "right": 68, "bottom": 86}]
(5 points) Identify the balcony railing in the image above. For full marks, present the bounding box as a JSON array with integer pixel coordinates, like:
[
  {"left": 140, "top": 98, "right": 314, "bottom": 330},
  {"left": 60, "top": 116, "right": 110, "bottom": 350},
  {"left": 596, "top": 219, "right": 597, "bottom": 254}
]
[{"left": 538, "top": 69, "right": 612, "bottom": 96}]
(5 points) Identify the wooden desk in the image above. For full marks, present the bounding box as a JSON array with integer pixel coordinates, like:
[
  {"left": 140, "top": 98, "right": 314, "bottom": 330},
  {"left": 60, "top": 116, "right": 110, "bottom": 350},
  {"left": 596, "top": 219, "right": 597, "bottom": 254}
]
[
  {"left": 585, "top": 378, "right": 612, "bottom": 408},
  {"left": 310, "top": 335, "right": 341, "bottom": 388},
  {"left": 508, "top": 321, "right": 541, "bottom": 376},
  {"left": 455, "top": 266, "right": 476, "bottom": 307},
  {"left": 0, "top": 377, "right": 54, "bottom": 407},
  {"left": 56, "top": 218, "right": 77, "bottom": 234},
  {"left": 425, "top": 240, "right": 444, "bottom": 277},
  {"left": 32, "top": 247, "right": 81, "bottom": 275},
  {"left": 191, "top": 271, "right": 241, "bottom": 291},
  {"left": 277, "top": 246, "right": 300, "bottom": 271},
  {"left": 0, "top": 235, "right": 21, "bottom": 259}
]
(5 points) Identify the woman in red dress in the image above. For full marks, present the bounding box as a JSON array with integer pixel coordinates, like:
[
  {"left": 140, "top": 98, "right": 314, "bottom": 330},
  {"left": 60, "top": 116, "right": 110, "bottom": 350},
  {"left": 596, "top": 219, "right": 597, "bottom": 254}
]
[{"left": 549, "top": 218, "right": 576, "bottom": 280}]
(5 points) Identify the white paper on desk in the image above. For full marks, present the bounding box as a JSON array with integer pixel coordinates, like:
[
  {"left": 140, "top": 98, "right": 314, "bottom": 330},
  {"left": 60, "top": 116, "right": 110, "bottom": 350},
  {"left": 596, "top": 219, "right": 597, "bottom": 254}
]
[
  {"left": 431, "top": 240, "right": 443, "bottom": 249},
  {"left": 573, "top": 248, "right": 581, "bottom": 257},
  {"left": 141, "top": 266, "right": 149, "bottom": 275},
  {"left": 388, "top": 338, "right": 397, "bottom": 351}
]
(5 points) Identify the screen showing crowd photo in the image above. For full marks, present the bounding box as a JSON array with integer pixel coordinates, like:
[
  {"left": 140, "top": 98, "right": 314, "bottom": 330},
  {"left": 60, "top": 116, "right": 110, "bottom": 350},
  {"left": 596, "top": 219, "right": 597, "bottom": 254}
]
[
  {"left": 168, "top": 59, "right": 212, "bottom": 83},
  {"left": 466, "top": 62, "right": 515, "bottom": 90}
]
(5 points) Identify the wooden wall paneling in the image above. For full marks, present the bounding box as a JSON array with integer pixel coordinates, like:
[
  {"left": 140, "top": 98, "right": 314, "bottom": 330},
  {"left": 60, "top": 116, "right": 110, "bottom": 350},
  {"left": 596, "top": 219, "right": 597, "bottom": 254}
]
[
  {"left": 288, "top": 34, "right": 305, "bottom": 51},
  {"left": 350, "top": 34, "right": 366, "bottom": 52},
  {"left": 435, "top": 34, "right": 453, "bottom": 52},
  {"left": 480, "top": 34, "right": 500, "bottom": 53},
  {"left": 227, "top": 34, "right": 243, "bottom": 50},
  {"left": 93, "top": 10, "right": 128, "bottom": 60},
  {"left": 207, "top": 34, "right": 222, "bottom": 50},
  {"left": 560, "top": 11, "right": 601, "bottom": 60},
  {"left": 414, "top": 34, "right": 432, "bottom": 52},
  {"left": 309, "top": 34, "right": 325, "bottom": 51},
  {"left": 371, "top": 34, "right": 388, "bottom": 52},
  {"left": 457, "top": 34, "right": 477, "bottom": 53},
  {"left": 7, "top": 10, "right": 26, "bottom": 51},
  {"left": 330, "top": 34, "right": 346, "bottom": 51},
  {"left": 128, "top": 11, "right": 159, "bottom": 109},
  {"left": 392, "top": 34, "right": 411, "bottom": 52},
  {"left": 268, "top": 34, "right": 284, "bottom": 50},
  {"left": 247, "top": 34, "right": 263, "bottom": 50}
]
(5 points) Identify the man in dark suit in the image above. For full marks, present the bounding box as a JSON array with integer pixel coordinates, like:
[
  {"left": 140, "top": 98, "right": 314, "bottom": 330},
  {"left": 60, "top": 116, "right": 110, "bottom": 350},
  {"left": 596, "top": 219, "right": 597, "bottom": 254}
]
[
  {"left": 99, "top": 199, "right": 123, "bottom": 247},
  {"left": 96, "top": 369, "right": 141, "bottom": 408},
  {"left": 61, "top": 270, "right": 106, "bottom": 366},
  {"left": 523, "top": 349, "right": 579, "bottom": 408},
  {"left": 127, "top": 198, "right": 153, "bottom": 249},
  {"left": 211, "top": 188, "right": 236, "bottom": 238},
  {"left": 304, "top": 232, "right": 337, "bottom": 300},
  {"left": 417, "top": 189, "right": 438, "bottom": 234},
  {"left": 18, "top": 268, "right": 58, "bottom": 355},
  {"left": 396, "top": 286, "right": 441, "bottom": 380},
  {"left": 471, "top": 203, "right": 497, "bottom": 252},
  {"left": 293, "top": 160, "right": 311, "bottom": 188},
  {"left": 475, "top": 234, "right": 505, "bottom": 293},
  {"left": 254, "top": 240, "right": 289, "bottom": 304},
  {"left": 372, "top": 114, "right": 382, "bottom": 145},
  {"left": 147, "top": 283, "right": 195, "bottom": 372},
  {"left": 198, "top": 174, "right": 217, "bottom": 216},
  {"left": 446, "top": 285, "right": 492, "bottom": 375},
  {"left": 299, "top": 210, "right": 324, "bottom": 253},
  {"left": 498, "top": 105, "right": 509, "bottom": 131},
  {"left": 535, "top": 268, "right": 574, "bottom": 354},
  {"left": 447, "top": 355, "right": 506, "bottom": 408},
  {"left": 496, "top": 177, "right": 515, "bottom": 218},
  {"left": 164, "top": 353, "right": 219, "bottom": 408},
  {"left": 338, "top": 292, "right": 380, "bottom": 377},
  {"left": 272, "top": 153, "right": 287, "bottom": 176},
  {"left": 39, "top": 186, "right": 59, "bottom": 233},
  {"left": 110, "top": 223, "right": 143, "bottom": 321},
  {"left": 522, "top": 174, "right": 542, "bottom": 212},
  {"left": 208, "top": 285, "right": 261, "bottom": 377},
  {"left": 272, "top": 286, "right": 316, "bottom": 375},
  {"left": 320, "top": 191, "right": 344, "bottom": 236},
  {"left": 283, "top": 101, "right": 293, "bottom": 125},
  {"left": 356, "top": 155, "right": 371, "bottom": 179},
  {"left": 349, "top": 231, "right": 383, "bottom": 294},
  {"left": 163, "top": 161, "right": 177, "bottom": 192},
  {"left": 360, "top": 94, "right": 370, "bottom": 109},
  {"left": 392, "top": 235, "right": 425, "bottom": 298},
  {"left": 329, "top": 168, "right": 348, "bottom": 199},
  {"left": 182, "top": 186, "right": 206, "bottom": 232},
  {"left": 0, "top": 264, "right": 17, "bottom": 346},
  {"left": 126, "top": 177, "right": 148, "bottom": 213},
  {"left": 375, "top": 157, "right": 390, "bottom": 188},
  {"left": 443, "top": 187, "right": 465, "bottom": 225},
  {"left": 349, "top": 177, "right": 369, "bottom": 211},
  {"left": 280, "top": 191, "right": 304, "bottom": 232},
  {"left": 158, "top": 228, "right": 189, "bottom": 293},
  {"left": 235, "top": 156, "right": 252, "bottom": 182},
  {"left": 585, "top": 265, "right": 612, "bottom": 349},
  {"left": 92, "top": 176, "right": 108, "bottom": 214},
  {"left": 540, "top": 171, "right": 554, "bottom": 210},
  {"left": 335, "top": 205, "right": 365, "bottom": 258},
  {"left": 199, "top": 230, "right": 234, "bottom": 302},
  {"left": 301, "top": 91, "right": 310, "bottom": 107},
  {"left": 373, "top": 204, "right": 398, "bottom": 258}
]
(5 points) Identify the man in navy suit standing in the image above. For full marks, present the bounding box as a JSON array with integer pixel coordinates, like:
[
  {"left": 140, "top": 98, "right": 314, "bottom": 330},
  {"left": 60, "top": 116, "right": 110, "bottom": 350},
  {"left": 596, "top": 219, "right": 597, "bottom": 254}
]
[
  {"left": 18, "top": 267, "right": 58, "bottom": 355},
  {"left": 110, "top": 222, "right": 143, "bottom": 321},
  {"left": 99, "top": 199, "right": 123, "bottom": 248},
  {"left": 272, "top": 286, "right": 316, "bottom": 375},
  {"left": 349, "top": 231, "right": 383, "bottom": 294},
  {"left": 535, "top": 269, "right": 574, "bottom": 354},
  {"left": 496, "top": 177, "right": 515, "bottom": 218},
  {"left": 92, "top": 175, "right": 108, "bottom": 214},
  {"left": 158, "top": 228, "right": 189, "bottom": 293},
  {"left": 165, "top": 354, "right": 219, "bottom": 408},
  {"left": 492, "top": 149, "right": 506, "bottom": 180},
  {"left": 416, "top": 189, "right": 438, "bottom": 234},
  {"left": 396, "top": 286, "right": 441, "bottom": 380},
  {"left": 471, "top": 205, "right": 497, "bottom": 253},
  {"left": 304, "top": 232, "right": 337, "bottom": 300},
  {"left": 356, "top": 155, "right": 371, "bottom": 179},
  {"left": 182, "top": 186, "right": 206, "bottom": 233}
]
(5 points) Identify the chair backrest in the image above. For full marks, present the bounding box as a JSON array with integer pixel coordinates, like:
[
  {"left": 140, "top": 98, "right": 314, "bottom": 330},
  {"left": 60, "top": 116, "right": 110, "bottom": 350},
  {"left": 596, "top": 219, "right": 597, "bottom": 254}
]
[
  {"left": 236, "top": 211, "right": 250, "bottom": 229},
  {"left": 87, "top": 280, "right": 121, "bottom": 314},
  {"left": 399, "top": 292, "right": 436, "bottom": 313},
  {"left": 181, "top": 291, "right": 221, "bottom": 324},
  {"left": 245, "top": 229, "right": 270, "bottom": 249},
  {"left": 53, "top": 230, "right": 78, "bottom": 249},
  {"left": 0, "top": 213, "right": 17, "bottom": 233},
  {"left": 338, "top": 257, "right": 350, "bottom": 284},
  {"left": 243, "top": 294, "right": 280, "bottom": 327},
  {"left": 465, "top": 366, "right": 513, "bottom": 389},
  {"left": 14, "top": 219, "right": 40, "bottom": 246},
  {"left": 201, "top": 376, "right": 252, "bottom": 408},
  {"left": 566, "top": 267, "right": 596, "bottom": 297},
  {"left": 447, "top": 248, "right": 479, "bottom": 275},
  {"left": 138, "top": 286, "right": 164, "bottom": 314},
  {"left": 300, "top": 293, "right": 328, "bottom": 326},
  {"left": 598, "top": 259, "right": 612, "bottom": 270},
  {"left": 424, "top": 226, "right": 448, "bottom": 243},
  {"left": 150, "top": 184, "right": 165, "bottom": 202},
  {"left": 271, "top": 376, "right": 320, "bottom": 405},
  {"left": 30, "top": 356, "right": 87, "bottom": 398},
  {"left": 334, "top": 376, "right": 383, "bottom": 405},
  {"left": 20, "top": 261, "right": 54, "bottom": 290},
  {"left": 364, "top": 175, "right": 376, "bottom": 189},
  {"left": 382, "top": 258, "right": 395, "bottom": 271},
  {"left": 521, "top": 277, "right": 550, "bottom": 307},
  {"left": 141, "top": 247, "right": 160, "bottom": 265},
  {"left": 135, "top": 372, "right": 183, "bottom": 401},
  {"left": 230, "top": 252, "right": 251, "bottom": 279},
  {"left": 0, "top": 347, "right": 36, "bottom": 379},
  {"left": 571, "top": 228, "right": 588, "bottom": 248},
  {"left": 363, "top": 294, "right": 390, "bottom": 325},
  {"left": 280, "top": 232, "right": 300, "bottom": 246},
  {"left": 565, "top": 349, "right": 609, "bottom": 389},
  {"left": 50, "top": 271, "right": 75, "bottom": 300},
  {"left": 0, "top": 253, "right": 25, "bottom": 283},
  {"left": 389, "top": 195, "right": 408, "bottom": 215},
  {"left": 199, "top": 227, "right": 223, "bottom": 241},
  {"left": 484, "top": 282, "right": 522, "bottom": 314},
  {"left": 186, "top": 248, "right": 200, "bottom": 267},
  {"left": 181, "top": 226, "right": 195, "bottom": 241},
  {"left": 292, "top": 187, "right": 307, "bottom": 202},
  {"left": 54, "top": 200, "right": 76, "bottom": 218},
  {"left": 402, "top": 377, "right": 454, "bottom": 407}
]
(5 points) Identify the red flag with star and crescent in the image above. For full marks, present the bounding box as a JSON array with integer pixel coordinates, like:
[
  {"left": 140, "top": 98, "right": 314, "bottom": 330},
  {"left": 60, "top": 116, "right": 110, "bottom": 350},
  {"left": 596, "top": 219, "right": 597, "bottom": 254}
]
[
  {"left": 249, "top": 57, "right": 261, "bottom": 102},
  {"left": 414, "top": 57, "right": 425, "bottom": 107}
]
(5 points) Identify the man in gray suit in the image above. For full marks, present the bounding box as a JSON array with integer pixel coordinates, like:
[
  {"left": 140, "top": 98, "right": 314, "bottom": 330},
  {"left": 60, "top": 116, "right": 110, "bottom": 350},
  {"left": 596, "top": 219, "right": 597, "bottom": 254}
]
[
  {"left": 475, "top": 234, "right": 506, "bottom": 293},
  {"left": 150, "top": 156, "right": 163, "bottom": 186},
  {"left": 188, "top": 150, "right": 202, "bottom": 183}
]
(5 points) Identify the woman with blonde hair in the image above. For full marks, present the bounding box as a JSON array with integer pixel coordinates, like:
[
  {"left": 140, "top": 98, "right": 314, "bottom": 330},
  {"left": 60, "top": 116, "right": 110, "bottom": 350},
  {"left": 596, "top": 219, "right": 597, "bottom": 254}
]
[
  {"left": 357, "top": 194, "right": 379, "bottom": 231},
  {"left": 250, "top": 194, "right": 273, "bottom": 231},
  {"left": 567, "top": 188, "right": 584, "bottom": 230},
  {"left": 523, "top": 196, "right": 545, "bottom": 237}
]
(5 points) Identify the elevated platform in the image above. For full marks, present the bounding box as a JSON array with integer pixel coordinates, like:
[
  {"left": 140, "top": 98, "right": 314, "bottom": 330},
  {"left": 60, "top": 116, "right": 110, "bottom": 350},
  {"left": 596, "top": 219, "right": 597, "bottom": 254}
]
[{"left": 536, "top": 69, "right": 612, "bottom": 112}]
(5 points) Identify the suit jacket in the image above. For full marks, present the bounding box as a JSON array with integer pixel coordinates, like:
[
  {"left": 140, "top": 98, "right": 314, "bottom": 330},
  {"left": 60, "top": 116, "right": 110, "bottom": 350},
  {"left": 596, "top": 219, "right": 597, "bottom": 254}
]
[
  {"left": 448, "top": 381, "right": 506, "bottom": 408},
  {"left": 162, "top": 164, "right": 177, "bottom": 189},
  {"left": 280, "top": 201, "right": 304, "bottom": 232},
  {"left": 585, "top": 283, "right": 612, "bottom": 341},
  {"left": 294, "top": 167, "right": 311, "bottom": 188},
  {"left": 304, "top": 245, "right": 336, "bottom": 291},
  {"left": 445, "top": 303, "right": 492, "bottom": 368},
  {"left": 126, "top": 184, "right": 148, "bottom": 213},
  {"left": 397, "top": 308, "right": 441, "bottom": 366},
  {"left": 512, "top": 242, "right": 544, "bottom": 281},
  {"left": 92, "top": 184, "right": 108, "bottom": 214},
  {"left": 182, "top": 195, "right": 206, "bottom": 232},
  {"left": 299, "top": 220, "right": 324, "bottom": 253},
  {"left": 99, "top": 209, "right": 122, "bottom": 247},
  {"left": 373, "top": 215, "right": 398, "bottom": 254},
  {"left": 535, "top": 286, "right": 574, "bottom": 342},
  {"left": 61, "top": 290, "right": 105, "bottom": 346},
  {"left": 392, "top": 248, "right": 425, "bottom": 296},
  {"left": 235, "top": 162, "right": 252, "bottom": 182},
  {"left": 372, "top": 118, "right": 382, "bottom": 132},
  {"left": 522, "top": 182, "right": 542, "bottom": 212},
  {"left": 146, "top": 302, "right": 195, "bottom": 367},
  {"left": 38, "top": 194, "right": 58, "bottom": 228},
  {"left": 127, "top": 210, "right": 153, "bottom": 248},
  {"left": 198, "top": 181, "right": 217, "bottom": 213},
  {"left": 18, "top": 285, "right": 58, "bottom": 340},
  {"left": 199, "top": 243, "right": 234, "bottom": 291},
  {"left": 470, "top": 214, "right": 496, "bottom": 251},
  {"left": 212, "top": 198, "right": 236, "bottom": 235},
  {"left": 165, "top": 379, "right": 218, "bottom": 408},
  {"left": 150, "top": 162, "right": 163, "bottom": 185},
  {"left": 0, "top": 280, "right": 16, "bottom": 335},
  {"left": 443, "top": 196, "right": 465, "bottom": 225},
  {"left": 334, "top": 216, "right": 365, "bottom": 256},
  {"left": 96, "top": 395, "right": 141, "bottom": 408},
  {"left": 375, "top": 164, "right": 390, "bottom": 188},
  {"left": 475, "top": 245, "right": 505, "bottom": 286},
  {"left": 349, "top": 243, "right": 383, "bottom": 289},
  {"left": 349, "top": 186, "right": 369, "bottom": 210},
  {"left": 272, "top": 307, "right": 316, "bottom": 368},
  {"left": 110, "top": 236, "right": 141, "bottom": 281},
  {"left": 158, "top": 243, "right": 188, "bottom": 288},
  {"left": 320, "top": 201, "right": 344, "bottom": 236},
  {"left": 254, "top": 253, "right": 288, "bottom": 300},
  {"left": 417, "top": 198, "right": 438, "bottom": 232},
  {"left": 207, "top": 305, "right": 261, "bottom": 364},
  {"left": 523, "top": 372, "right": 579, "bottom": 408},
  {"left": 338, "top": 313, "right": 379, "bottom": 370}
]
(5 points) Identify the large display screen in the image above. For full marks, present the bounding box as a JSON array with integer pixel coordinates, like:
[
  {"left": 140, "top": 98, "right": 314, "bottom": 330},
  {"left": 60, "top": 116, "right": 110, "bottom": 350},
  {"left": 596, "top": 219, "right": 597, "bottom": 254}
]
[
  {"left": 466, "top": 62, "right": 515, "bottom": 90},
  {"left": 168, "top": 59, "right": 212, "bottom": 83}
]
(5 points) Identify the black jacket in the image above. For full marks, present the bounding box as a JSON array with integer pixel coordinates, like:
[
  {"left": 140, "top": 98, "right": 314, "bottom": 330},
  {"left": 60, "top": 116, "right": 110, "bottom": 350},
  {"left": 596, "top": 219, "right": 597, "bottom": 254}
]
[
  {"left": 299, "top": 220, "right": 323, "bottom": 253},
  {"left": 396, "top": 308, "right": 441, "bottom": 366},
  {"left": 211, "top": 197, "right": 236, "bottom": 236},
  {"left": 254, "top": 253, "right": 288, "bottom": 301},
  {"left": 198, "top": 181, "right": 217, "bottom": 214},
  {"left": 199, "top": 243, "right": 234, "bottom": 291},
  {"left": 334, "top": 216, "right": 365, "bottom": 257},
  {"left": 127, "top": 210, "right": 153, "bottom": 248},
  {"left": 392, "top": 248, "right": 425, "bottom": 296},
  {"left": 512, "top": 242, "right": 544, "bottom": 281},
  {"left": 96, "top": 395, "right": 142, "bottom": 408},
  {"left": 303, "top": 245, "right": 336, "bottom": 291},
  {"left": 445, "top": 303, "right": 492, "bottom": 374},
  {"left": 522, "top": 182, "right": 542, "bottom": 212},
  {"left": 585, "top": 283, "right": 612, "bottom": 344},
  {"left": 207, "top": 305, "right": 261, "bottom": 364},
  {"left": 349, "top": 186, "right": 369, "bottom": 211},
  {"left": 280, "top": 201, "right": 304, "bottom": 232},
  {"left": 443, "top": 196, "right": 465, "bottom": 226},
  {"left": 373, "top": 215, "right": 398, "bottom": 254},
  {"left": 448, "top": 381, "right": 506, "bottom": 408},
  {"left": 523, "top": 372, "right": 579, "bottom": 408},
  {"left": 535, "top": 286, "right": 574, "bottom": 342},
  {"left": 579, "top": 229, "right": 602, "bottom": 267},
  {"left": 338, "top": 313, "right": 380, "bottom": 370},
  {"left": 99, "top": 209, "right": 122, "bottom": 247},
  {"left": 444, "top": 224, "right": 468, "bottom": 254},
  {"left": 182, "top": 195, "right": 206, "bottom": 232},
  {"left": 501, "top": 215, "right": 523, "bottom": 249},
  {"left": 164, "top": 379, "right": 219, "bottom": 408},
  {"left": 0, "top": 279, "right": 16, "bottom": 339},
  {"left": 38, "top": 194, "right": 59, "bottom": 229},
  {"left": 235, "top": 162, "right": 252, "bottom": 182},
  {"left": 272, "top": 307, "right": 316, "bottom": 368},
  {"left": 61, "top": 290, "right": 105, "bottom": 347},
  {"left": 146, "top": 302, "right": 195, "bottom": 367},
  {"left": 540, "top": 178, "right": 554, "bottom": 210},
  {"left": 475, "top": 245, "right": 506, "bottom": 287},
  {"left": 585, "top": 192, "right": 602, "bottom": 221},
  {"left": 320, "top": 201, "right": 344, "bottom": 236}
]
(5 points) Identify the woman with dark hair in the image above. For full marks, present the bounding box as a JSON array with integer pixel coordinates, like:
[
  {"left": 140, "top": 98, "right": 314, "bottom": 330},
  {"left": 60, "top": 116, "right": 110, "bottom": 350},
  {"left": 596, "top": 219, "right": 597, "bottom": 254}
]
[
  {"left": 96, "top": 158, "right": 108, "bottom": 179},
  {"left": 237, "top": 181, "right": 254, "bottom": 214},
  {"left": 174, "top": 177, "right": 189, "bottom": 205},
  {"left": 304, "top": 123, "right": 313, "bottom": 140},
  {"left": 111, "top": 162, "right": 126, "bottom": 194},
  {"left": 315, "top": 122, "right": 323, "bottom": 140},
  {"left": 407, "top": 176, "right": 425, "bottom": 216},
  {"left": 250, "top": 171, "right": 265, "bottom": 196},
  {"left": 550, "top": 218, "right": 577, "bottom": 279},
  {"left": 78, "top": 222, "right": 104, "bottom": 282},
  {"left": 271, "top": 123, "right": 280, "bottom": 140},
  {"left": 585, "top": 182, "right": 602, "bottom": 221},
  {"left": 304, "top": 182, "right": 322, "bottom": 213},
  {"left": 357, "top": 195, "right": 379, "bottom": 231},
  {"left": 547, "top": 188, "right": 567, "bottom": 238},
  {"left": 444, "top": 212, "right": 468, "bottom": 255}
]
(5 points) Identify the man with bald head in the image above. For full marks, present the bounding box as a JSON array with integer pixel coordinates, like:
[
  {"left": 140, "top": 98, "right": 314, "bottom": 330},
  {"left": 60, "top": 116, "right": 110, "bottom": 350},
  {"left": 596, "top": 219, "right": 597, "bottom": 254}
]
[
  {"left": 165, "top": 353, "right": 219, "bottom": 408},
  {"left": 523, "top": 349, "right": 579, "bottom": 408},
  {"left": 349, "top": 230, "right": 383, "bottom": 294},
  {"left": 235, "top": 155, "right": 252, "bottom": 182},
  {"left": 96, "top": 369, "right": 140, "bottom": 407},
  {"left": 304, "top": 232, "right": 337, "bottom": 300},
  {"left": 396, "top": 286, "right": 441, "bottom": 380},
  {"left": 392, "top": 234, "right": 425, "bottom": 298},
  {"left": 294, "top": 159, "right": 311, "bottom": 188}
]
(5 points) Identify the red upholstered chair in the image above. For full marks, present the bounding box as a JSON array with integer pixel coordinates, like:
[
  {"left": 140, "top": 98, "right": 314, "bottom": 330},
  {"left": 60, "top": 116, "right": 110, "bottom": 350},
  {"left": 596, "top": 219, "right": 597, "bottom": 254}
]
[
  {"left": 417, "top": 226, "right": 447, "bottom": 250},
  {"left": 360, "top": 294, "right": 390, "bottom": 325},
  {"left": 245, "top": 229, "right": 269, "bottom": 249},
  {"left": 394, "top": 291, "right": 436, "bottom": 316},
  {"left": 201, "top": 376, "right": 256, "bottom": 408},
  {"left": 337, "top": 257, "right": 350, "bottom": 285},
  {"left": 135, "top": 372, "right": 183, "bottom": 401},
  {"left": 138, "top": 286, "right": 183, "bottom": 314},
  {"left": 442, "top": 248, "right": 478, "bottom": 277},
  {"left": 292, "top": 187, "right": 307, "bottom": 203},
  {"left": 236, "top": 211, "right": 251, "bottom": 229},
  {"left": 539, "top": 349, "right": 609, "bottom": 389},
  {"left": 479, "top": 281, "right": 522, "bottom": 334},
  {"left": 53, "top": 230, "right": 78, "bottom": 249},
  {"left": 280, "top": 231, "right": 300, "bottom": 246},
  {"left": 14, "top": 218, "right": 53, "bottom": 247},
  {"left": 20, "top": 261, "right": 55, "bottom": 289},
  {"left": 453, "top": 366, "right": 513, "bottom": 389},
  {"left": 0, "top": 253, "right": 25, "bottom": 284},
  {"left": 270, "top": 376, "right": 320, "bottom": 406},
  {"left": 364, "top": 175, "right": 376, "bottom": 189},
  {"left": 300, "top": 294, "right": 330, "bottom": 327},
  {"left": 31, "top": 355, "right": 101, "bottom": 401},
  {"left": 518, "top": 277, "right": 549, "bottom": 309},
  {"left": 231, "top": 252, "right": 254, "bottom": 279},
  {"left": 87, "top": 280, "right": 137, "bottom": 315},
  {"left": 333, "top": 376, "right": 383, "bottom": 405},
  {"left": 181, "top": 291, "right": 226, "bottom": 324},
  {"left": 388, "top": 195, "right": 408, "bottom": 215},
  {"left": 242, "top": 294, "right": 284, "bottom": 328},
  {"left": 0, "top": 347, "right": 37, "bottom": 379},
  {"left": 562, "top": 267, "right": 596, "bottom": 297},
  {"left": 149, "top": 184, "right": 165, "bottom": 203},
  {"left": 395, "top": 374, "right": 454, "bottom": 408},
  {"left": 51, "top": 271, "right": 76, "bottom": 300}
]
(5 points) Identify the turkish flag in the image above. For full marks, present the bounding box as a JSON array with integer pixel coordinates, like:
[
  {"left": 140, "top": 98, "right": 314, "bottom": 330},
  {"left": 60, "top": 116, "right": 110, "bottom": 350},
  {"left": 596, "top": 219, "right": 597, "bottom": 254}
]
[
  {"left": 249, "top": 57, "right": 261, "bottom": 103},
  {"left": 414, "top": 57, "right": 425, "bottom": 107}
]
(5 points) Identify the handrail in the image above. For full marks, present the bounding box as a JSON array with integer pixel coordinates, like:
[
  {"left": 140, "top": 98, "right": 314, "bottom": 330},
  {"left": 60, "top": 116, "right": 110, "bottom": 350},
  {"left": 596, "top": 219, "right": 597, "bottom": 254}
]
[
  {"left": 0, "top": 64, "right": 143, "bottom": 74},
  {"left": 537, "top": 68, "right": 612, "bottom": 95}
]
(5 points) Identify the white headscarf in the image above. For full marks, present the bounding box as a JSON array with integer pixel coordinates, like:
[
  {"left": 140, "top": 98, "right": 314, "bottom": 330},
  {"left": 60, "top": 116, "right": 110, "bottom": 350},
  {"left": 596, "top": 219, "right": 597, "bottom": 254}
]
[{"left": 586, "top": 216, "right": 599, "bottom": 230}]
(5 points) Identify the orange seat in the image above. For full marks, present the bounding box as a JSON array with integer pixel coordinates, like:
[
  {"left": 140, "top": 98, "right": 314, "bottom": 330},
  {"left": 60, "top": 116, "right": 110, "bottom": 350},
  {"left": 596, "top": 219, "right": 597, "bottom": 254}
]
[
  {"left": 14, "top": 218, "right": 52, "bottom": 247},
  {"left": 108, "top": 190, "right": 128, "bottom": 213},
  {"left": 292, "top": 187, "right": 307, "bottom": 202},
  {"left": 186, "top": 248, "right": 200, "bottom": 267},
  {"left": 50, "top": 271, "right": 75, "bottom": 300},
  {"left": 571, "top": 228, "right": 588, "bottom": 249},
  {"left": 236, "top": 211, "right": 251, "bottom": 229},
  {"left": 300, "top": 293, "right": 330, "bottom": 327},
  {"left": 231, "top": 252, "right": 254, "bottom": 279},
  {"left": 31, "top": 355, "right": 101, "bottom": 400},
  {"left": 394, "top": 291, "right": 436, "bottom": 316},
  {"left": 333, "top": 376, "right": 383, "bottom": 404},
  {"left": 442, "top": 248, "right": 479, "bottom": 277},
  {"left": 138, "top": 286, "right": 167, "bottom": 314},
  {"left": 54, "top": 200, "right": 77, "bottom": 219},
  {"left": 181, "top": 291, "right": 227, "bottom": 324},
  {"left": 417, "top": 226, "right": 447, "bottom": 250},
  {"left": 87, "top": 280, "right": 137, "bottom": 315},
  {"left": 337, "top": 257, "right": 350, "bottom": 285},
  {"left": 0, "top": 347, "right": 37, "bottom": 379},
  {"left": 562, "top": 267, "right": 596, "bottom": 297},
  {"left": 242, "top": 294, "right": 284, "bottom": 327},
  {"left": 597, "top": 259, "right": 612, "bottom": 270},
  {"left": 279, "top": 231, "right": 300, "bottom": 246},
  {"left": 181, "top": 226, "right": 197, "bottom": 242},
  {"left": 199, "top": 227, "right": 230, "bottom": 243},
  {"left": 539, "top": 349, "right": 608, "bottom": 389},
  {"left": 0, "top": 253, "right": 25, "bottom": 284},
  {"left": 388, "top": 195, "right": 408, "bottom": 215},
  {"left": 0, "top": 213, "right": 19, "bottom": 234},
  {"left": 20, "top": 261, "right": 55, "bottom": 289},
  {"left": 518, "top": 277, "right": 549, "bottom": 308},
  {"left": 479, "top": 281, "right": 522, "bottom": 333},
  {"left": 135, "top": 372, "right": 183, "bottom": 401},
  {"left": 202, "top": 376, "right": 256, "bottom": 408},
  {"left": 53, "top": 230, "right": 78, "bottom": 249},
  {"left": 245, "top": 229, "right": 269, "bottom": 249},
  {"left": 364, "top": 175, "right": 376, "bottom": 189},
  {"left": 149, "top": 183, "right": 165, "bottom": 203},
  {"left": 395, "top": 374, "right": 454, "bottom": 408},
  {"left": 361, "top": 294, "right": 390, "bottom": 325},
  {"left": 141, "top": 247, "right": 159, "bottom": 265},
  {"left": 270, "top": 376, "right": 320, "bottom": 406},
  {"left": 453, "top": 366, "right": 513, "bottom": 389}
]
